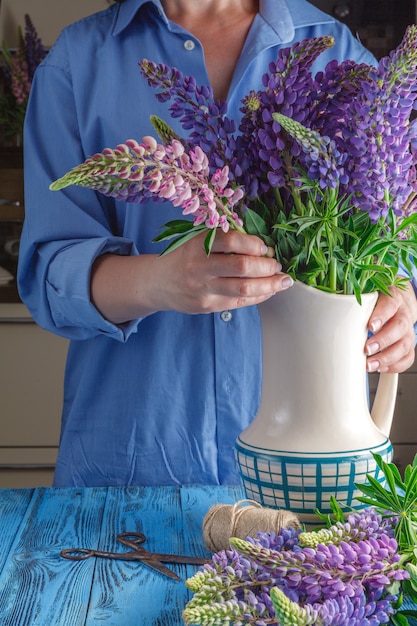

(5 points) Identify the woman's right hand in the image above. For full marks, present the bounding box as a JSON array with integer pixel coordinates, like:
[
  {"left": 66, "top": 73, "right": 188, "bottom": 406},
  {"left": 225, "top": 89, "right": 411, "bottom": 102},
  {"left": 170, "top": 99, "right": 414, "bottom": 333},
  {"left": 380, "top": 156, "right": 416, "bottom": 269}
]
[{"left": 90, "top": 230, "right": 294, "bottom": 323}]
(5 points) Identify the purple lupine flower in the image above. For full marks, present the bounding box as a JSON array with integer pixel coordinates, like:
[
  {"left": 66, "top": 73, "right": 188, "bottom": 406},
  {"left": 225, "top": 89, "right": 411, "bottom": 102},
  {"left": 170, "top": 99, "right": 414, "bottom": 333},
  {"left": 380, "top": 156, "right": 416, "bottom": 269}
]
[
  {"left": 236, "top": 36, "right": 335, "bottom": 200},
  {"left": 272, "top": 112, "right": 348, "bottom": 190},
  {"left": 137, "top": 30, "right": 417, "bottom": 225},
  {"left": 183, "top": 510, "right": 407, "bottom": 625},
  {"left": 271, "top": 585, "right": 398, "bottom": 626},
  {"left": 139, "top": 59, "right": 238, "bottom": 177},
  {"left": 299, "top": 508, "right": 397, "bottom": 547},
  {"left": 298, "top": 28, "right": 417, "bottom": 222},
  {"left": 52, "top": 25, "right": 417, "bottom": 299},
  {"left": 24, "top": 14, "right": 47, "bottom": 81},
  {"left": 231, "top": 533, "right": 406, "bottom": 605}
]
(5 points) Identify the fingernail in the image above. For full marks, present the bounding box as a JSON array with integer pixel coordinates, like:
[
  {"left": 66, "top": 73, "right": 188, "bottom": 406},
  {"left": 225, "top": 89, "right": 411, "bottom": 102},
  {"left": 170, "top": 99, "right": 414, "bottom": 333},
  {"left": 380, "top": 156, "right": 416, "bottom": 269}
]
[
  {"left": 367, "top": 360, "right": 380, "bottom": 372},
  {"left": 275, "top": 262, "right": 283, "bottom": 273},
  {"left": 370, "top": 318, "right": 382, "bottom": 333},
  {"left": 366, "top": 342, "right": 379, "bottom": 356},
  {"left": 281, "top": 276, "right": 294, "bottom": 289}
]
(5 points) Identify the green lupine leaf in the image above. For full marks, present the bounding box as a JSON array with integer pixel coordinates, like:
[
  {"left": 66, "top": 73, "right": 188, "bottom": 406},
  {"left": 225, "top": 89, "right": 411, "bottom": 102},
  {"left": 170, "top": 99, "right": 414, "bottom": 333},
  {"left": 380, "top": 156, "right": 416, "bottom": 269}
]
[
  {"left": 396, "top": 212, "right": 417, "bottom": 230},
  {"left": 157, "top": 227, "right": 208, "bottom": 255},
  {"left": 391, "top": 613, "right": 413, "bottom": 626},
  {"left": 402, "top": 518, "right": 417, "bottom": 547},
  {"left": 359, "top": 239, "right": 396, "bottom": 257},
  {"left": 401, "top": 578, "right": 417, "bottom": 602},
  {"left": 273, "top": 222, "right": 298, "bottom": 233},
  {"left": 352, "top": 278, "right": 362, "bottom": 303},
  {"left": 368, "top": 275, "right": 395, "bottom": 296},
  {"left": 152, "top": 219, "right": 195, "bottom": 241},
  {"left": 386, "top": 461, "right": 405, "bottom": 491},
  {"left": 244, "top": 207, "right": 275, "bottom": 246},
  {"left": 356, "top": 478, "right": 401, "bottom": 511},
  {"left": 378, "top": 457, "right": 402, "bottom": 498},
  {"left": 384, "top": 472, "right": 402, "bottom": 509},
  {"left": 204, "top": 228, "right": 217, "bottom": 255},
  {"left": 403, "top": 465, "right": 417, "bottom": 509},
  {"left": 404, "top": 464, "right": 414, "bottom": 486}
]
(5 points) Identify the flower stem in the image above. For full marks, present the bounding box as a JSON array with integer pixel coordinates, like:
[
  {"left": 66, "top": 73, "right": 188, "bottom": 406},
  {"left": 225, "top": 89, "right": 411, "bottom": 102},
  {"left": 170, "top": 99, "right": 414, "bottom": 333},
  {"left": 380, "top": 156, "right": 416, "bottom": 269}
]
[
  {"left": 274, "top": 186, "right": 284, "bottom": 212},
  {"left": 329, "top": 187, "right": 338, "bottom": 292}
]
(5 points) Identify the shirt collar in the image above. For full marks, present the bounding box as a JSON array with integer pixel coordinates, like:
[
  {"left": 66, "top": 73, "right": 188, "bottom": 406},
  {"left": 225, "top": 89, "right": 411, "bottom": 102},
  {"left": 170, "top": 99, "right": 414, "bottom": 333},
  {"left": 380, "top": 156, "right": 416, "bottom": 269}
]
[
  {"left": 112, "top": 0, "right": 333, "bottom": 41},
  {"left": 112, "top": 0, "right": 165, "bottom": 36},
  {"left": 260, "top": 0, "right": 334, "bottom": 42},
  {"left": 259, "top": 0, "right": 294, "bottom": 42}
]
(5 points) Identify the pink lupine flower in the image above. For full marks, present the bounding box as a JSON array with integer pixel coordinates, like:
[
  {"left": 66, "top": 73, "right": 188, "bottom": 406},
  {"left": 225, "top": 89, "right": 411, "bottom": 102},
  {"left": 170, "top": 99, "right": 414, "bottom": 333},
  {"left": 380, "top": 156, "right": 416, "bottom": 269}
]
[
  {"left": 9, "top": 52, "right": 31, "bottom": 105},
  {"left": 0, "top": 14, "right": 46, "bottom": 138},
  {"left": 51, "top": 135, "right": 246, "bottom": 246}
]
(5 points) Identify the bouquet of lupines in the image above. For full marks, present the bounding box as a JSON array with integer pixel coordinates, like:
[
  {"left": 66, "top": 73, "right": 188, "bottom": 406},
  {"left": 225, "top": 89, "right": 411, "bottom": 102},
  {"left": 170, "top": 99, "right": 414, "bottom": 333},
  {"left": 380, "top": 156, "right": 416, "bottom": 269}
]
[
  {"left": 51, "top": 26, "right": 417, "bottom": 301},
  {"left": 182, "top": 454, "right": 417, "bottom": 626},
  {"left": 0, "top": 14, "right": 47, "bottom": 140}
]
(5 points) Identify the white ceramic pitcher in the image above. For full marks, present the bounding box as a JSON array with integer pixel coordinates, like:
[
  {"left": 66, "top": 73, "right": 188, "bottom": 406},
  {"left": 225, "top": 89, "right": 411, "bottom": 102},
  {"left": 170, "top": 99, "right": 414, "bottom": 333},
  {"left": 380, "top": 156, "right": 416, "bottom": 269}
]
[{"left": 236, "top": 281, "right": 398, "bottom": 524}]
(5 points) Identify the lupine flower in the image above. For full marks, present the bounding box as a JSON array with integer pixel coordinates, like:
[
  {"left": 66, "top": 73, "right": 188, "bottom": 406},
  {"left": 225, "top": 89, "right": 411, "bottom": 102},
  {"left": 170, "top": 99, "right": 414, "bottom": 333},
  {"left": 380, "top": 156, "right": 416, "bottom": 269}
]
[
  {"left": 139, "top": 59, "right": 238, "bottom": 176},
  {"left": 7, "top": 46, "right": 31, "bottom": 106},
  {"left": 51, "top": 26, "right": 417, "bottom": 301},
  {"left": 23, "top": 14, "right": 47, "bottom": 82},
  {"left": 51, "top": 137, "right": 245, "bottom": 235},
  {"left": 182, "top": 510, "right": 408, "bottom": 626},
  {"left": 0, "top": 14, "right": 46, "bottom": 139}
]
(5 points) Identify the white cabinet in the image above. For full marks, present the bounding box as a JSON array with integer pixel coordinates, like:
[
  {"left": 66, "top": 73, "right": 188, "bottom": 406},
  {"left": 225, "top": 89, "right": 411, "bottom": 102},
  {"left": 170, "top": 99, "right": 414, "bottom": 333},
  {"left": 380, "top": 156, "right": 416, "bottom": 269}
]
[{"left": 0, "top": 304, "right": 68, "bottom": 487}]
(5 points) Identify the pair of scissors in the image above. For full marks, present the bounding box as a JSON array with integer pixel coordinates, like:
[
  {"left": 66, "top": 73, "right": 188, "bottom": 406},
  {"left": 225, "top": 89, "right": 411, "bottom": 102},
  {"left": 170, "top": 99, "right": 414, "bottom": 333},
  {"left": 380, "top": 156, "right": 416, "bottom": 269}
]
[{"left": 61, "top": 531, "right": 210, "bottom": 581}]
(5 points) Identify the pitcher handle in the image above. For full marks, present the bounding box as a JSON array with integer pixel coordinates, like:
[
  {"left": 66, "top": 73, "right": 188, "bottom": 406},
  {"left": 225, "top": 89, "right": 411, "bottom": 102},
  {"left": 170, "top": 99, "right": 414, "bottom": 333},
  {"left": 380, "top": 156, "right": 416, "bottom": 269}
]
[{"left": 370, "top": 372, "right": 398, "bottom": 438}]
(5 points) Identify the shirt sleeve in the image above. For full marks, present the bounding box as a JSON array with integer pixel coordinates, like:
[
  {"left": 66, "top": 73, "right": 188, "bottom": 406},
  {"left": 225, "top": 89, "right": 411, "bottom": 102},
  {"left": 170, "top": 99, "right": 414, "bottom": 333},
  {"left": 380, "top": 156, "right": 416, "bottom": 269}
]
[{"left": 18, "top": 35, "right": 141, "bottom": 342}]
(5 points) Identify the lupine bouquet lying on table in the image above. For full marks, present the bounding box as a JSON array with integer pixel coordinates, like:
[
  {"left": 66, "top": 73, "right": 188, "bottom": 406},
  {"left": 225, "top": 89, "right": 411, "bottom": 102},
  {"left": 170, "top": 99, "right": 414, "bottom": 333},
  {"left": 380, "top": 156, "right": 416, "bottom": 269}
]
[
  {"left": 183, "top": 454, "right": 417, "bottom": 626},
  {"left": 50, "top": 26, "right": 417, "bottom": 303}
]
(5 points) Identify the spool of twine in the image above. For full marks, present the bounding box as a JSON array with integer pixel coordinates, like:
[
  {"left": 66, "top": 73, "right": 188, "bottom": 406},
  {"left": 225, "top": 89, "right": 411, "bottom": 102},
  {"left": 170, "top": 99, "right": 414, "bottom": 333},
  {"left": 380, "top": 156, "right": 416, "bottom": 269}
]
[{"left": 203, "top": 499, "right": 301, "bottom": 552}]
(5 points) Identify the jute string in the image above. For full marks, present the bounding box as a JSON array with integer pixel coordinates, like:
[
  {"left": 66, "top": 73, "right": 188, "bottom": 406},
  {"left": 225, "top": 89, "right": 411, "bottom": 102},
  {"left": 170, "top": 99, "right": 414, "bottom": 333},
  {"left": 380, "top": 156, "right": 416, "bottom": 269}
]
[{"left": 203, "top": 499, "right": 301, "bottom": 552}]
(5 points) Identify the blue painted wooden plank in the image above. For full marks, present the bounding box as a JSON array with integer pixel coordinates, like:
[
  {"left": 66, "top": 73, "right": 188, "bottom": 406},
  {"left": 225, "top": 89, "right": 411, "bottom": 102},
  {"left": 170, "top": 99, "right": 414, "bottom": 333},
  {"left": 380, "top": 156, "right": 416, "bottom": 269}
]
[
  {"left": 0, "top": 488, "right": 33, "bottom": 574},
  {"left": 85, "top": 485, "right": 244, "bottom": 625},
  {"left": 0, "top": 487, "right": 107, "bottom": 626},
  {"left": 0, "top": 485, "right": 256, "bottom": 626},
  {"left": 85, "top": 486, "right": 192, "bottom": 625}
]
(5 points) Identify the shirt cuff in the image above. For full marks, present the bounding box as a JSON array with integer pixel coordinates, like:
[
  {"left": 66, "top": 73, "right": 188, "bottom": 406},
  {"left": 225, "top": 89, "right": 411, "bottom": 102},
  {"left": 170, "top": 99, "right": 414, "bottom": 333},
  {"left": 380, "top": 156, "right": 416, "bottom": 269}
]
[{"left": 46, "top": 237, "right": 141, "bottom": 342}]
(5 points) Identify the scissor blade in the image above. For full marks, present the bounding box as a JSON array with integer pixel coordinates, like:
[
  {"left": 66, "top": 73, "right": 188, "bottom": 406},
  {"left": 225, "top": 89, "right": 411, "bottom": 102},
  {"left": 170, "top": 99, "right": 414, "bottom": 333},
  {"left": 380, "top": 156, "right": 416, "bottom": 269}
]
[{"left": 143, "top": 558, "right": 181, "bottom": 581}]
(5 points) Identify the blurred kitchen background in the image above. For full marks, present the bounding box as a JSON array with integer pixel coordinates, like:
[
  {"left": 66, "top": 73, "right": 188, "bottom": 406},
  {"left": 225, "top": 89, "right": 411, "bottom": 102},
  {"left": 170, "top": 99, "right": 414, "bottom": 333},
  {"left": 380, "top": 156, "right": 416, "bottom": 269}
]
[
  {"left": 311, "top": 0, "right": 416, "bottom": 58},
  {"left": 0, "top": 0, "right": 416, "bottom": 488}
]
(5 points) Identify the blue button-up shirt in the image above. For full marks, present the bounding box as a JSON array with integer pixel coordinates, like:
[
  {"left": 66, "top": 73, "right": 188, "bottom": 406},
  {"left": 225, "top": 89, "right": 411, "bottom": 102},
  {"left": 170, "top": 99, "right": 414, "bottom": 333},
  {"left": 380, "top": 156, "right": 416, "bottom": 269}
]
[{"left": 18, "top": 0, "right": 377, "bottom": 487}]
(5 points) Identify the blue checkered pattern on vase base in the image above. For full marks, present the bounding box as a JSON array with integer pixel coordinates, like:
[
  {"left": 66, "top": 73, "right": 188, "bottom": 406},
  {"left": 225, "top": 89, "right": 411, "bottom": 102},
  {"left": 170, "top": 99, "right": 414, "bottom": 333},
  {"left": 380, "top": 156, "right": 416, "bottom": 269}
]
[{"left": 235, "top": 437, "right": 393, "bottom": 525}]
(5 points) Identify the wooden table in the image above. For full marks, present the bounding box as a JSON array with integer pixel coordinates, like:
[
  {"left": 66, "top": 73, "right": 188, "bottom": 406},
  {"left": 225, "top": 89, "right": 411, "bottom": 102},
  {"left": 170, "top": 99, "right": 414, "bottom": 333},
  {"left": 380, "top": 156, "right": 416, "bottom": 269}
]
[{"left": 0, "top": 485, "right": 244, "bottom": 625}]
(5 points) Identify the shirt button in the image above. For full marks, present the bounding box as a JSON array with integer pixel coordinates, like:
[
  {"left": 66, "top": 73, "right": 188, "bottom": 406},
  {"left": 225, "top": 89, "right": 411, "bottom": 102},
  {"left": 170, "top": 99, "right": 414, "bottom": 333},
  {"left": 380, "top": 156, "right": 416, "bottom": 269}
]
[
  {"left": 184, "top": 39, "right": 195, "bottom": 51},
  {"left": 220, "top": 311, "right": 232, "bottom": 323}
]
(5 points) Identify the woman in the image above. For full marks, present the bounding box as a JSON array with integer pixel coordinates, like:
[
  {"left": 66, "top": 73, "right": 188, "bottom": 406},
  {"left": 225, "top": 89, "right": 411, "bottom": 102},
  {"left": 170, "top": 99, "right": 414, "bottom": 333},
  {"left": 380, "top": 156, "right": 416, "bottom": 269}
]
[{"left": 18, "top": 0, "right": 417, "bottom": 487}]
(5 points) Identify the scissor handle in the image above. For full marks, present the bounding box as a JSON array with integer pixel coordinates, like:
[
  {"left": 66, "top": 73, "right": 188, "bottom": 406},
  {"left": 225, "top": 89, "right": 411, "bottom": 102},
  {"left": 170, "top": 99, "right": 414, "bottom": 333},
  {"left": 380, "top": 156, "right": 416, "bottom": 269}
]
[
  {"left": 118, "top": 532, "right": 209, "bottom": 566},
  {"left": 117, "top": 531, "right": 147, "bottom": 550},
  {"left": 61, "top": 548, "right": 95, "bottom": 561}
]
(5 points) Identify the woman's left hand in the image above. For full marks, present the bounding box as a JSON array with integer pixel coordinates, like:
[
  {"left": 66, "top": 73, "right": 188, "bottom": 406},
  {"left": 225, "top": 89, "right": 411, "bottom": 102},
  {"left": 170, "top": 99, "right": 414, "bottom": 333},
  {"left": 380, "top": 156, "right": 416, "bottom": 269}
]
[{"left": 366, "top": 282, "right": 417, "bottom": 373}]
